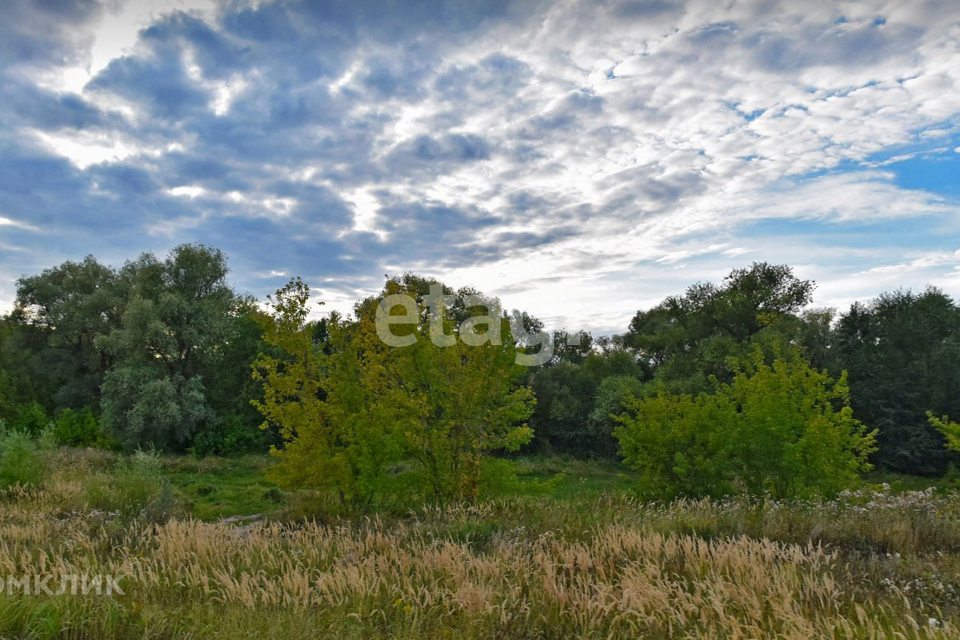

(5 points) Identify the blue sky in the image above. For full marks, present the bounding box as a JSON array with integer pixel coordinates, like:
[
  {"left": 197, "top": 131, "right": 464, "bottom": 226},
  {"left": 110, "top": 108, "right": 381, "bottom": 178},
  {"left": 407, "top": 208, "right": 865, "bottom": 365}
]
[{"left": 1, "top": 0, "right": 959, "bottom": 332}]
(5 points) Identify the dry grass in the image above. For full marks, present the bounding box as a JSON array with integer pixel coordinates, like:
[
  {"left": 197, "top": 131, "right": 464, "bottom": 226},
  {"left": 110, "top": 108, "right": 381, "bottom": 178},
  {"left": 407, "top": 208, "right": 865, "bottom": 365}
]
[{"left": 0, "top": 454, "right": 958, "bottom": 638}]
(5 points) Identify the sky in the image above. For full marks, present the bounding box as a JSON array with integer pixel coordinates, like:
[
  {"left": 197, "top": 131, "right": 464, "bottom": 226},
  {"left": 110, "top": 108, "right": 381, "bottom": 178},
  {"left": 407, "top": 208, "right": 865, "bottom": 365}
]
[{"left": 1, "top": 0, "right": 959, "bottom": 333}]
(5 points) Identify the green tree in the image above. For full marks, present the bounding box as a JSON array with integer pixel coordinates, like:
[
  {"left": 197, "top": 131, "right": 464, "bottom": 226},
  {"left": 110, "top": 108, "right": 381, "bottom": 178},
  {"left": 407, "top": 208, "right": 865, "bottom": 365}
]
[
  {"left": 190, "top": 296, "right": 273, "bottom": 456},
  {"left": 528, "top": 349, "right": 646, "bottom": 457},
  {"left": 254, "top": 276, "right": 536, "bottom": 505},
  {"left": 98, "top": 244, "right": 242, "bottom": 450},
  {"left": 588, "top": 375, "right": 646, "bottom": 458},
  {"left": 13, "top": 255, "right": 123, "bottom": 411},
  {"left": 615, "top": 348, "right": 876, "bottom": 499},
  {"left": 835, "top": 288, "right": 960, "bottom": 474},
  {"left": 625, "top": 263, "right": 816, "bottom": 393},
  {"left": 252, "top": 277, "right": 397, "bottom": 505},
  {"left": 929, "top": 413, "right": 960, "bottom": 454},
  {"left": 7, "top": 245, "right": 264, "bottom": 453}
]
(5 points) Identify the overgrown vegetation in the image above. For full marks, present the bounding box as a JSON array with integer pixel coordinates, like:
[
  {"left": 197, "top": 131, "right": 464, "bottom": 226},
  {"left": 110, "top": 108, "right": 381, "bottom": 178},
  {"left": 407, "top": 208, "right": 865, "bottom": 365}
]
[
  {"left": 4, "top": 247, "right": 960, "bottom": 496},
  {"left": 3, "top": 247, "right": 960, "bottom": 636},
  {"left": 0, "top": 426, "right": 49, "bottom": 489},
  {"left": 615, "top": 348, "right": 877, "bottom": 499},
  {"left": 3, "top": 245, "right": 271, "bottom": 455},
  {"left": 0, "top": 448, "right": 959, "bottom": 639}
]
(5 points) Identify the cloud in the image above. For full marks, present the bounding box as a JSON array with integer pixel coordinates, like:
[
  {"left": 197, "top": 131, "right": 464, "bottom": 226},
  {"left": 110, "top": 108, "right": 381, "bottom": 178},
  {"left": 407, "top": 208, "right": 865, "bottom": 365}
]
[{"left": 0, "top": 0, "right": 959, "bottom": 331}]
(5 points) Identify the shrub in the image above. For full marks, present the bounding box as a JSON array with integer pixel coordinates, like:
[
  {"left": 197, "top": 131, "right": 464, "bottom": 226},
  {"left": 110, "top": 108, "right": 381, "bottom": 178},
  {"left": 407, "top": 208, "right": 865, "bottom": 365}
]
[
  {"left": 54, "top": 407, "right": 109, "bottom": 448},
  {"left": 0, "top": 427, "right": 46, "bottom": 489},
  {"left": 10, "top": 401, "right": 50, "bottom": 437},
  {"left": 615, "top": 348, "right": 877, "bottom": 499},
  {"left": 188, "top": 413, "right": 266, "bottom": 457}
]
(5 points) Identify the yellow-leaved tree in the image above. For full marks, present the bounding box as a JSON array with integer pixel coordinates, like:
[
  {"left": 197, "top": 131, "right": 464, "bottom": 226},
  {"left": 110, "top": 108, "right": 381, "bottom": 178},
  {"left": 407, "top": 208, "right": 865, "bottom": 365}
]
[{"left": 252, "top": 275, "right": 535, "bottom": 506}]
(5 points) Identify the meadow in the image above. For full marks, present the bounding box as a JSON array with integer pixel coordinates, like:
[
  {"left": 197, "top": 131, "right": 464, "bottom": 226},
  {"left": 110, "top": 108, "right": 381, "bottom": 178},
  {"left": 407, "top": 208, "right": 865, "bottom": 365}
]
[{"left": 1, "top": 448, "right": 960, "bottom": 639}]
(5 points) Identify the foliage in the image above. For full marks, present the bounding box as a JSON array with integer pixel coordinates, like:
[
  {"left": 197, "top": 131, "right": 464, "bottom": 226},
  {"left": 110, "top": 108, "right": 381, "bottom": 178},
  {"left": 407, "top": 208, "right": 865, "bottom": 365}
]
[
  {"left": 361, "top": 276, "right": 536, "bottom": 502},
  {"left": 94, "top": 244, "right": 261, "bottom": 451},
  {"left": 6, "top": 247, "right": 960, "bottom": 482},
  {"left": 0, "top": 316, "right": 46, "bottom": 422},
  {"left": 254, "top": 275, "right": 536, "bottom": 505},
  {"left": 101, "top": 367, "right": 213, "bottom": 450},
  {"left": 835, "top": 288, "right": 960, "bottom": 474},
  {"left": 0, "top": 424, "right": 54, "bottom": 489},
  {"left": 615, "top": 348, "right": 877, "bottom": 499},
  {"left": 528, "top": 363, "right": 595, "bottom": 454},
  {"left": 14, "top": 255, "right": 122, "bottom": 411},
  {"left": 53, "top": 407, "right": 109, "bottom": 448},
  {"left": 528, "top": 350, "right": 646, "bottom": 457},
  {"left": 929, "top": 412, "right": 960, "bottom": 454},
  {"left": 252, "top": 276, "right": 379, "bottom": 504},
  {"left": 188, "top": 413, "right": 269, "bottom": 457},
  {"left": 7, "top": 245, "right": 267, "bottom": 453},
  {"left": 587, "top": 375, "right": 646, "bottom": 457},
  {"left": 623, "top": 263, "right": 818, "bottom": 398},
  {"left": 8, "top": 400, "right": 50, "bottom": 436}
]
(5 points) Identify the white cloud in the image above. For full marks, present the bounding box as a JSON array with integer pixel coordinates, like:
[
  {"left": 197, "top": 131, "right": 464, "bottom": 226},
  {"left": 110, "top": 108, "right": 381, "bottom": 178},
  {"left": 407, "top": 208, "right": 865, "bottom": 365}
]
[
  {"left": 31, "top": 129, "right": 139, "bottom": 169},
  {"left": 168, "top": 185, "right": 206, "bottom": 198},
  {"left": 4, "top": 0, "right": 960, "bottom": 331},
  {"left": 0, "top": 216, "right": 38, "bottom": 231}
]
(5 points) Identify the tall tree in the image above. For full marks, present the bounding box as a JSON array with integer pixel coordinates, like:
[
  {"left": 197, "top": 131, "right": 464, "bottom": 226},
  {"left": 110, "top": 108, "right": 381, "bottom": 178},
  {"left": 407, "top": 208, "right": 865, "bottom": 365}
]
[
  {"left": 98, "top": 244, "right": 244, "bottom": 450},
  {"left": 835, "top": 288, "right": 960, "bottom": 474},
  {"left": 528, "top": 348, "right": 646, "bottom": 457},
  {"left": 14, "top": 255, "right": 123, "bottom": 411},
  {"left": 624, "top": 263, "right": 816, "bottom": 393}
]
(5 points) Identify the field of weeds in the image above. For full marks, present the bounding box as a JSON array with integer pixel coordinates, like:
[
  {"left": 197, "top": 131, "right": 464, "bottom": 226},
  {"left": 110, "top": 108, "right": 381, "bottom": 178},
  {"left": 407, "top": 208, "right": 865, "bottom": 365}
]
[{"left": 1, "top": 449, "right": 960, "bottom": 639}]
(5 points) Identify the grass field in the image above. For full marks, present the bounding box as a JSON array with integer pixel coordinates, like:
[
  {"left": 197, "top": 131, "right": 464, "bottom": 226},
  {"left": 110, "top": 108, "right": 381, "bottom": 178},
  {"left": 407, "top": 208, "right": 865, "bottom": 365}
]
[{"left": 1, "top": 448, "right": 959, "bottom": 639}]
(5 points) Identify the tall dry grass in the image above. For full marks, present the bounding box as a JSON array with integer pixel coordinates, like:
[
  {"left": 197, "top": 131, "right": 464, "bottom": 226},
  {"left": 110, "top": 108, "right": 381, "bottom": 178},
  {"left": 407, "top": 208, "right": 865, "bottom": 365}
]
[{"left": 0, "top": 455, "right": 958, "bottom": 638}]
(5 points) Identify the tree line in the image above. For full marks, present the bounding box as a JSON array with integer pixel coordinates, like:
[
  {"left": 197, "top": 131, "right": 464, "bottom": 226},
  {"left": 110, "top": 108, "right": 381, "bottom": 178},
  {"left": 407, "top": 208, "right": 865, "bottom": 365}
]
[{"left": 1, "top": 245, "right": 958, "bottom": 501}]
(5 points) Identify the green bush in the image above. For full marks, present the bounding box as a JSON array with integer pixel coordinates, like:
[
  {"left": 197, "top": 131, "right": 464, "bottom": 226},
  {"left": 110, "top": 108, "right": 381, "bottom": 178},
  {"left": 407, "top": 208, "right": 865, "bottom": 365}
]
[
  {"left": 615, "top": 348, "right": 877, "bottom": 500},
  {"left": 54, "top": 407, "right": 109, "bottom": 448},
  {"left": 0, "top": 427, "right": 46, "bottom": 489},
  {"left": 10, "top": 402, "right": 50, "bottom": 437},
  {"left": 188, "top": 413, "right": 266, "bottom": 457}
]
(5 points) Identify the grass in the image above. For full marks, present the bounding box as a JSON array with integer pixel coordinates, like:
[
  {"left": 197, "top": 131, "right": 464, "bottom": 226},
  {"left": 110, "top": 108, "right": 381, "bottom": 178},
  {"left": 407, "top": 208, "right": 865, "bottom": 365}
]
[
  {"left": 1, "top": 448, "right": 960, "bottom": 638},
  {"left": 157, "top": 455, "right": 637, "bottom": 522},
  {"left": 509, "top": 456, "right": 639, "bottom": 499},
  {"left": 160, "top": 454, "right": 282, "bottom": 521},
  {"left": 864, "top": 468, "right": 948, "bottom": 493}
]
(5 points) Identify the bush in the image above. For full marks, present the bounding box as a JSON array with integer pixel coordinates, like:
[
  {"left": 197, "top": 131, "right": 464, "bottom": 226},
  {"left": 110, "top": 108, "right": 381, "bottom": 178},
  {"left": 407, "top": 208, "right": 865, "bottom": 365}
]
[
  {"left": 188, "top": 413, "right": 266, "bottom": 457},
  {"left": 10, "top": 401, "right": 50, "bottom": 437},
  {"left": 54, "top": 407, "right": 110, "bottom": 448},
  {"left": 615, "top": 348, "right": 877, "bottom": 500},
  {"left": 0, "top": 427, "right": 47, "bottom": 489}
]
